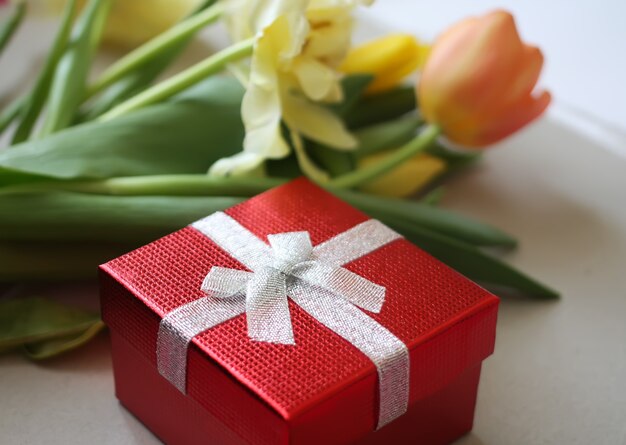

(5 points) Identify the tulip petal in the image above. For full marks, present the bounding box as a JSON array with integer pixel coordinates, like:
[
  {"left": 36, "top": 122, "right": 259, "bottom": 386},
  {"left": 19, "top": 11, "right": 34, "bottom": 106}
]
[
  {"left": 209, "top": 152, "right": 264, "bottom": 176},
  {"left": 342, "top": 34, "right": 424, "bottom": 93},
  {"left": 359, "top": 152, "right": 446, "bottom": 197},
  {"left": 458, "top": 90, "right": 552, "bottom": 147}
]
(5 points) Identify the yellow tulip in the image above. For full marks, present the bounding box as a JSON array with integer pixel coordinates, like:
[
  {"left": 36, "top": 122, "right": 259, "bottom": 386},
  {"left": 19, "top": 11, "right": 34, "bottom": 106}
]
[
  {"left": 419, "top": 10, "right": 551, "bottom": 148},
  {"left": 358, "top": 151, "right": 446, "bottom": 197},
  {"left": 341, "top": 34, "right": 429, "bottom": 93}
]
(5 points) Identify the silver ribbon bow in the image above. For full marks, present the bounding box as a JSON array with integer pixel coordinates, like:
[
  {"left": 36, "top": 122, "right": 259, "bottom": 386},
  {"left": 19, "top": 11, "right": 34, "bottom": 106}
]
[
  {"left": 157, "top": 211, "right": 410, "bottom": 429},
  {"left": 202, "top": 230, "right": 387, "bottom": 345}
]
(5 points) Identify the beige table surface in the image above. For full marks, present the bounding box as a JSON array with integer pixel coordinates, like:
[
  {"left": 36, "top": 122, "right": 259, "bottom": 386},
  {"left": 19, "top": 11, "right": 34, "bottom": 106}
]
[{"left": 1, "top": 2, "right": 626, "bottom": 444}]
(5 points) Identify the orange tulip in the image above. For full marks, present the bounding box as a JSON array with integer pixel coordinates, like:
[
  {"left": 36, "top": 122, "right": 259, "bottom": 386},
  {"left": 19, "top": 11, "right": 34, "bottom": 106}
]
[{"left": 419, "top": 10, "right": 551, "bottom": 148}]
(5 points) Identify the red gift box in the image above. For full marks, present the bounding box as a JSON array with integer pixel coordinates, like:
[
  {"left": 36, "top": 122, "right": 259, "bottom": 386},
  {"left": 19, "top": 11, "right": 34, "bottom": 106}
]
[{"left": 100, "top": 178, "right": 499, "bottom": 445}]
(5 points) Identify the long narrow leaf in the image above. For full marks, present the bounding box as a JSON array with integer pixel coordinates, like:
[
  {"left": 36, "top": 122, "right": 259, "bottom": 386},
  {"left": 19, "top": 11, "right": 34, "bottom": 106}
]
[
  {"left": 0, "top": 191, "right": 554, "bottom": 297},
  {"left": 0, "top": 175, "right": 516, "bottom": 247},
  {"left": 0, "top": 189, "right": 552, "bottom": 297},
  {"left": 39, "top": 0, "right": 110, "bottom": 136},
  {"left": 329, "top": 74, "right": 373, "bottom": 116},
  {"left": 346, "top": 86, "right": 416, "bottom": 128},
  {"left": 382, "top": 216, "right": 558, "bottom": 298},
  {"left": 11, "top": 0, "right": 77, "bottom": 143},
  {"left": 352, "top": 115, "right": 422, "bottom": 159},
  {"left": 0, "top": 192, "right": 244, "bottom": 243},
  {"left": 337, "top": 189, "right": 517, "bottom": 247}
]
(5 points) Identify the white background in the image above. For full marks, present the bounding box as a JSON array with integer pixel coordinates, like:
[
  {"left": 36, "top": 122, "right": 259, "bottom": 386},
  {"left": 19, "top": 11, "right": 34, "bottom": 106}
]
[{"left": 1, "top": 2, "right": 626, "bottom": 445}]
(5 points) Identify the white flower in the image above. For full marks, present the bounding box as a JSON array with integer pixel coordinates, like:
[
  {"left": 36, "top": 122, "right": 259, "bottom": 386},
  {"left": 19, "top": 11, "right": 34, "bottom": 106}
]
[{"left": 210, "top": 0, "right": 372, "bottom": 178}]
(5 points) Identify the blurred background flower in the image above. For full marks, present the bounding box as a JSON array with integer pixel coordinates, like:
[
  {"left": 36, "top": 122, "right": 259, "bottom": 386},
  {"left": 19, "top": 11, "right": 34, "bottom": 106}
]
[{"left": 19, "top": 0, "right": 204, "bottom": 48}]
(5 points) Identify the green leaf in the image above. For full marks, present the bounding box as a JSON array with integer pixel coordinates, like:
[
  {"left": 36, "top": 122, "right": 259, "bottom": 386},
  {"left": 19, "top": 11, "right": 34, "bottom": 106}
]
[
  {"left": 352, "top": 114, "right": 422, "bottom": 159},
  {"left": 0, "top": 189, "right": 555, "bottom": 297},
  {"left": 23, "top": 320, "right": 105, "bottom": 359},
  {"left": 335, "top": 189, "right": 517, "bottom": 247},
  {"left": 0, "top": 175, "right": 515, "bottom": 247},
  {"left": 0, "top": 192, "right": 244, "bottom": 244},
  {"left": 0, "top": 77, "right": 245, "bottom": 185},
  {"left": 0, "top": 297, "right": 100, "bottom": 352},
  {"left": 307, "top": 142, "right": 354, "bottom": 177},
  {"left": 0, "top": 2, "right": 26, "bottom": 55},
  {"left": 11, "top": 0, "right": 77, "bottom": 143},
  {"left": 345, "top": 86, "right": 416, "bottom": 129},
  {"left": 330, "top": 74, "right": 373, "bottom": 116},
  {"left": 39, "top": 0, "right": 111, "bottom": 136},
  {"left": 382, "top": 216, "right": 559, "bottom": 299},
  {"left": 425, "top": 142, "right": 482, "bottom": 171}
]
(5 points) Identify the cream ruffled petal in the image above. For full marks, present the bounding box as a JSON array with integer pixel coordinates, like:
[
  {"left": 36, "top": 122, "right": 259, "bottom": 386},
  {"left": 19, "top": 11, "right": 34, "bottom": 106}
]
[
  {"left": 293, "top": 57, "right": 339, "bottom": 101},
  {"left": 283, "top": 93, "right": 357, "bottom": 150},
  {"left": 209, "top": 152, "right": 264, "bottom": 176}
]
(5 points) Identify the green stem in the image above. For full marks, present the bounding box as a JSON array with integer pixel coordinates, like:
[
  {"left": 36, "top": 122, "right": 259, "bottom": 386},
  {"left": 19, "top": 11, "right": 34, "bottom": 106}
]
[
  {"left": 328, "top": 124, "right": 441, "bottom": 189},
  {"left": 11, "top": 0, "right": 77, "bottom": 144},
  {"left": 99, "top": 37, "right": 255, "bottom": 121},
  {"left": 0, "top": 175, "right": 283, "bottom": 196},
  {"left": 86, "top": 2, "right": 224, "bottom": 99},
  {"left": 0, "top": 2, "right": 26, "bottom": 55}
]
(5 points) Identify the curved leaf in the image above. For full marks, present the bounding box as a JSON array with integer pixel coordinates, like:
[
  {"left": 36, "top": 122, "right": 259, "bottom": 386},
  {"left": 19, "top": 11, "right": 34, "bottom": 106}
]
[
  {"left": 383, "top": 216, "right": 558, "bottom": 299},
  {"left": 0, "top": 77, "right": 245, "bottom": 185}
]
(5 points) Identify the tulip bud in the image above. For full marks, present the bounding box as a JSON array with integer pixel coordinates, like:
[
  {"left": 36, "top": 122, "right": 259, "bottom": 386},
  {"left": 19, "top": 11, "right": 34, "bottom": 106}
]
[
  {"left": 419, "top": 10, "right": 551, "bottom": 148},
  {"left": 342, "top": 34, "right": 428, "bottom": 93}
]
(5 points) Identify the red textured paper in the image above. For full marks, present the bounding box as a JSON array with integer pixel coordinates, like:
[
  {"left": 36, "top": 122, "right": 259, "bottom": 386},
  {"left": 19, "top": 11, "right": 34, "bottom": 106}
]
[{"left": 101, "top": 178, "right": 499, "bottom": 445}]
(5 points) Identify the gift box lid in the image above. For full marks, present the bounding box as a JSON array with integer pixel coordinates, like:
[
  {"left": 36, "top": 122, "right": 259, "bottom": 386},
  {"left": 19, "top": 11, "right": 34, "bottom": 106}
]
[{"left": 100, "top": 178, "right": 498, "bottom": 443}]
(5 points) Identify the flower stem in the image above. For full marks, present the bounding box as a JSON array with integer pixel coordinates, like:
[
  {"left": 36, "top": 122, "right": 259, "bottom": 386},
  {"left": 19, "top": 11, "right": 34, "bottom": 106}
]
[
  {"left": 86, "top": 2, "right": 224, "bottom": 99},
  {"left": 327, "top": 124, "right": 441, "bottom": 189},
  {"left": 99, "top": 37, "right": 255, "bottom": 122},
  {"left": 0, "top": 1, "right": 26, "bottom": 56},
  {"left": 0, "top": 175, "right": 284, "bottom": 196}
]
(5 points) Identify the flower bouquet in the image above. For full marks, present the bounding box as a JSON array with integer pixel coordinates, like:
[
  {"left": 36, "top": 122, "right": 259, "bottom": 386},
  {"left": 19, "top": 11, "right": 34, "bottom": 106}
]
[{"left": 0, "top": 0, "right": 555, "bottom": 359}]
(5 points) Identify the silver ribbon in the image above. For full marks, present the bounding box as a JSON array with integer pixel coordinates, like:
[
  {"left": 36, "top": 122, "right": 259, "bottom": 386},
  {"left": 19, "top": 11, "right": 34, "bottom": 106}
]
[{"left": 157, "top": 211, "right": 410, "bottom": 429}]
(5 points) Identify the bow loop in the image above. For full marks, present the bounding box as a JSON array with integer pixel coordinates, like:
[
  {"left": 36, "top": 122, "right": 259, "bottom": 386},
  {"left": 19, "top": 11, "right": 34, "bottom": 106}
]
[{"left": 246, "top": 267, "right": 294, "bottom": 345}]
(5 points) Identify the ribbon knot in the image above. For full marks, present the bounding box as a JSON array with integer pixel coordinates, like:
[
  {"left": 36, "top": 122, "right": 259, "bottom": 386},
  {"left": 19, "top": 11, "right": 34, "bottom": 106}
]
[
  {"left": 268, "top": 232, "right": 313, "bottom": 274},
  {"left": 201, "top": 230, "right": 386, "bottom": 345}
]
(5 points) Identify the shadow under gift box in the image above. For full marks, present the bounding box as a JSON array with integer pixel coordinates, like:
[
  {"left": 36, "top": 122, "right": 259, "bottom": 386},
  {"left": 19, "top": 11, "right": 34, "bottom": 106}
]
[{"left": 99, "top": 178, "right": 499, "bottom": 445}]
